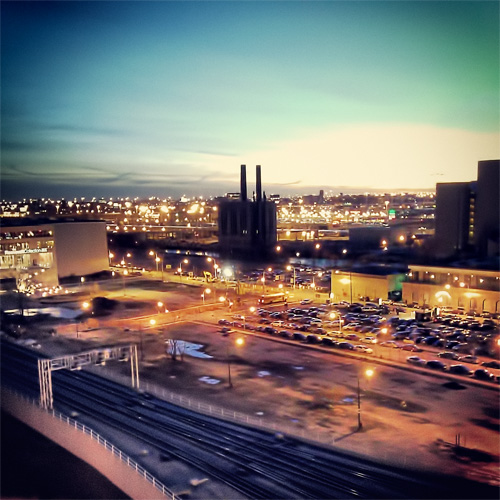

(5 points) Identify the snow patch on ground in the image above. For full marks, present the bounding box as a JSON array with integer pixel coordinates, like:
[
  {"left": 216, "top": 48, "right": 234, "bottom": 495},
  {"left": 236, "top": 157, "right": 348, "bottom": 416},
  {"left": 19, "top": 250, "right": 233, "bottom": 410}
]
[
  {"left": 166, "top": 341, "right": 213, "bottom": 358},
  {"left": 199, "top": 376, "right": 221, "bottom": 385}
]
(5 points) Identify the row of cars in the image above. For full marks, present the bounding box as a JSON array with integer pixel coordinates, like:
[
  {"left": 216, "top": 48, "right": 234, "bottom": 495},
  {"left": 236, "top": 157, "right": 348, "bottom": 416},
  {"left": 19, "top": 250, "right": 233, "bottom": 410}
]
[
  {"left": 219, "top": 308, "right": 374, "bottom": 353},
  {"left": 406, "top": 356, "right": 499, "bottom": 383},
  {"left": 219, "top": 304, "right": 500, "bottom": 383},
  {"left": 252, "top": 324, "right": 372, "bottom": 353}
]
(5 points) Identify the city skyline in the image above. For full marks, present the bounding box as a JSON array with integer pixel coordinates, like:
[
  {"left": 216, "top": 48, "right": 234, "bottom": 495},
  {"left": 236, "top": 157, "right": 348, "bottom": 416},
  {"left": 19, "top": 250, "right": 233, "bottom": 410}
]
[{"left": 1, "top": 1, "right": 499, "bottom": 200}]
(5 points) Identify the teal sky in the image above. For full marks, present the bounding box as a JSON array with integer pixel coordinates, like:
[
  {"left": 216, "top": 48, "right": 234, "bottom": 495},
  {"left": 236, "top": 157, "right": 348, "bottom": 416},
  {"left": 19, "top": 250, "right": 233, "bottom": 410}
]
[{"left": 1, "top": 1, "right": 499, "bottom": 200}]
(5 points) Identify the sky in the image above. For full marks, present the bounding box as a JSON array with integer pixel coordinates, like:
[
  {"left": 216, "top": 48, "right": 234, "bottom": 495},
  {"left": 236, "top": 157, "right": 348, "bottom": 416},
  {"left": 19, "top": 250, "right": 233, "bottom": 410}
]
[{"left": 1, "top": 0, "right": 499, "bottom": 201}]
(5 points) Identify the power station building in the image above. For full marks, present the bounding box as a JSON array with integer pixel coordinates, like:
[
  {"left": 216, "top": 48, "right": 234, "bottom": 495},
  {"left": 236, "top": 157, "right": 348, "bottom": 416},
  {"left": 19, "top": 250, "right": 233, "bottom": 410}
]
[
  {"left": 218, "top": 165, "right": 277, "bottom": 256},
  {"left": 434, "top": 160, "right": 499, "bottom": 258}
]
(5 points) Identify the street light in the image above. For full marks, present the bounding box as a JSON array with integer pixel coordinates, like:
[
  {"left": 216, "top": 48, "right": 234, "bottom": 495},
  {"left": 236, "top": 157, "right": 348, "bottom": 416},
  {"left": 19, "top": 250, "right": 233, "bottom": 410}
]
[
  {"left": 178, "top": 258, "right": 189, "bottom": 281},
  {"left": 207, "top": 257, "right": 219, "bottom": 281},
  {"left": 122, "top": 269, "right": 128, "bottom": 296},
  {"left": 286, "top": 265, "right": 297, "bottom": 289},
  {"left": 149, "top": 250, "right": 164, "bottom": 281},
  {"left": 202, "top": 288, "right": 211, "bottom": 304},
  {"left": 329, "top": 312, "right": 343, "bottom": 333},
  {"left": 157, "top": 301, "right": 164, "bottom": 314},
  {"left": 227, "top": 336, "right": 245, "bottom": 388},
  {"left": 357, "top": 368, "right": 374, "bottom": 430}
]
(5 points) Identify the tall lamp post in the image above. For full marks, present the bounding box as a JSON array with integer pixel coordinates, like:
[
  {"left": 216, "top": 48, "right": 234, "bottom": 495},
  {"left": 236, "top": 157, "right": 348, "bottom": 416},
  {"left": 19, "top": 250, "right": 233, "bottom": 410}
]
[
  {"left": 202, "top": 288, "right": 211, "bottom": 304},
  {"left": 329, "top": 312, "right": 343, "bottom": 334},
  {"left": 227, "top": 336, "right": 244, "bottom": 388},
  {"left": 149, "top": 250, "right": 164, "bottom": 281},
  {"left": 207, "top": 257, "right": 219, "bottom": 281},
  {"left": 286, "top": 265, "right": 297, "bottom": 289},
  {"left": 178, "top": 258, "right": 189, "bottom": 281},
  {"left": 122, "top": 269, "right": 128, "bottom": 296},
  {"left": 357, "top": 368, "right": 374, "bottom": 430}
]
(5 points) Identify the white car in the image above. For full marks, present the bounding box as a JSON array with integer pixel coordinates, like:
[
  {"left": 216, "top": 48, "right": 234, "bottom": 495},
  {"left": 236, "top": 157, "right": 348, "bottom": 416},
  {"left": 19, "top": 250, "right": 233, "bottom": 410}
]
[
  {"left": 364, "top": 336, "right": 378, "bottom": 344},
  {"left": 301, "top": 299, "right": 312, "bottom": 305},
  {"left": 354, "top": 345, "right": 373, "bottom": 354},
  {"left": 380, "top": 340, "right": 400, "bottom": 348},
  {"left": 407, "top": 356, "right": 426, "bottom": 366}
]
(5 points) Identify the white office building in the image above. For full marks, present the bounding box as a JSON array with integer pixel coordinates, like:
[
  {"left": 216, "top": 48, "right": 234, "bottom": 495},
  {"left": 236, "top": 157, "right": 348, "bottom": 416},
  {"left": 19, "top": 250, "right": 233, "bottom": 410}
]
[{"left": 0, "top": 220, "right": 109, "bottom": 287}]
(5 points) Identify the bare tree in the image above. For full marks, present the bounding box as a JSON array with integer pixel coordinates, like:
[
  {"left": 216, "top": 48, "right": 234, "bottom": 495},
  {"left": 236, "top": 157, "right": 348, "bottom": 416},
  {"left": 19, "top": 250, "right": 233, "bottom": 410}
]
[{"left": 166, "top": 339, "right": 185, "bottom": 362}]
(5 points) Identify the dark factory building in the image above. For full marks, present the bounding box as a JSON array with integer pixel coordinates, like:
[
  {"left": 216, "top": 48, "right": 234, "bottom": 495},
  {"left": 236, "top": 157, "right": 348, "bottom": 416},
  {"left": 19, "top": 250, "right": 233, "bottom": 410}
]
[{"left": 218, "top": 165, "right": 277, "bottom": 257}]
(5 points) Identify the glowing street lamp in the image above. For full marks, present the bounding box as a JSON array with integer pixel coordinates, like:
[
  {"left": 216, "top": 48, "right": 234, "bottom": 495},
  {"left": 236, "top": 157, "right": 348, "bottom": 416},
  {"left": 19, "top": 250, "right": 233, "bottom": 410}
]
[
  {"left": 122, "top": 269, "right": 128, "bottom": 295},
  {"left": 329, "top": 312, "right": 343, "bottom": 333},
  {"left": 286, "top": 265, "right": 297, "bottom": 289},
  {"left": 227, "top": 336, "right": 245, "bottom": 388},
  {"left": 149, "top": 250, "right": 164, "bottom": 281},
  {"left": 178, "top": 259, "right": 189, "bottom": 281},
  {"left": 357, "top": 368, "right": 375, "bottom": 430},
  {"left": 157, "top": 301, "right": 164, "bottom": 314},
  {"left": 207, "top": 257, "right": 220, "bottom": 280},
  {"left": 202, "top": 288, "right": 211, "bottom": 304}
]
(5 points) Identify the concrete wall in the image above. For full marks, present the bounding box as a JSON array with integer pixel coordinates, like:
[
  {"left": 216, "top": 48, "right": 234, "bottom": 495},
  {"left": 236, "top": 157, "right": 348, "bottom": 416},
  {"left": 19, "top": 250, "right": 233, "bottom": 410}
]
[
  {"left": 402, "top": 282, "right": 500, "bottom": 312},
  {"left": 54, "top": 222, "right": 109, "bottom": 278},
  {"left": 1, "top": 390, "right": 171, "bottom": 500},
  {"left": 330, "top": 271, "right": 395, "bottom": 303}
]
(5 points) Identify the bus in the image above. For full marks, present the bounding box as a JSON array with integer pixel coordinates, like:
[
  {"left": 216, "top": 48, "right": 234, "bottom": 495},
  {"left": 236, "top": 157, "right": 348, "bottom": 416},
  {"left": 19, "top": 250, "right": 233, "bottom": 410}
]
[{"left": 258, "top": 293, "right": 286, "bottom": 305}]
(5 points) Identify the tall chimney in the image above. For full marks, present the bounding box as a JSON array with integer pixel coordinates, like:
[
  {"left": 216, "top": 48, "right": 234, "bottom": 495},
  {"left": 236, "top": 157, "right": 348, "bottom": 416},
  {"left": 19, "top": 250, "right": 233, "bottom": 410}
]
[
  {"left": 256, "top": 165, "right": 262, "bottom": 202},
  {"left": 240, "top": 164, "right": 247, "bottom": 201}
]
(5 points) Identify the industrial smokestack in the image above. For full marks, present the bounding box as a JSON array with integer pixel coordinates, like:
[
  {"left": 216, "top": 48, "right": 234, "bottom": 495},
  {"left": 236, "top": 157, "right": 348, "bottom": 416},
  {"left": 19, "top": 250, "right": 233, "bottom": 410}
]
[
  {"left": 240, "top": 165, "right": 247, "bottom": 201},
  {"left": 256, "top": 165, "right": 262, "bottom": 202}
]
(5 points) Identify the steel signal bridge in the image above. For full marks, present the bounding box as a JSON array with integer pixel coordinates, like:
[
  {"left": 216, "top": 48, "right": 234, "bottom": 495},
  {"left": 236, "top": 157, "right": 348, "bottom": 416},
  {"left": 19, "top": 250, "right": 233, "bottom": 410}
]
[{"left": 38, "top": 344, "right": 139, "bottom": 409}]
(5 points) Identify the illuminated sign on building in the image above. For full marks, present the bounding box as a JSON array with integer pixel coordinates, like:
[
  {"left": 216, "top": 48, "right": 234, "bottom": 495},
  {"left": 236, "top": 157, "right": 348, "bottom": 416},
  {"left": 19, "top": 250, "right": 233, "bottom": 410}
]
[{"left": 5, "top": 248, "right": 49, "bottom": 255}]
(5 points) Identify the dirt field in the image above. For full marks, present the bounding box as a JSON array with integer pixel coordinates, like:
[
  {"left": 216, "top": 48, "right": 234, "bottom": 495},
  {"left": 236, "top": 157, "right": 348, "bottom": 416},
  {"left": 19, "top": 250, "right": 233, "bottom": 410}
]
[
  {"left": 5, "top": 281, "right": 500, "bottom": 491},
  {"left": 34, "top": 316, "right": 500, "bottom": 490}
]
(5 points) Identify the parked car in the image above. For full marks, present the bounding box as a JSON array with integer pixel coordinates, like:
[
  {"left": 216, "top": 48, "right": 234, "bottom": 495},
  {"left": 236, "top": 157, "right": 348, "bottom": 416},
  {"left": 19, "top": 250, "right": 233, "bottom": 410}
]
[
  {"left": 322, "top": 337, "right": 338, "bottom": 347},
  {"left": 481, "top": 360, "right": 500, "bottom": 369},
  {"left": 449, "top": 364, "right": 473, "bottom": 376},
  {"left": 401, "top": 344, "right": 422, "bottom": 352},
  {"left": 380, "top": 341, "right": 400, "bottom": 348},
  {"left": 264, "top": 327, "right": 277, "bottom": 335},
  {"left": 458, "top": 355, "right": 479, "bottom": 364},
  {"left": 474, "top": 369, "right": 494, "bottom": 381},
  {"left": 338, "top": 342, "right": 354, "bottom": 350},
  {"left": 425, "top": 360, "right": 447, "bottom": 371},
  {"left": 438, "top": 351, "right": 460, "bottom": 360},
  {"left": 406, "top": 356, "right": 426, "bottom": 366},
  {"left": 354, "top": 345, "right": 373, "bottom": 354},
  {"left": 306, "top": 334, "right": 321, "bottom": 344}
]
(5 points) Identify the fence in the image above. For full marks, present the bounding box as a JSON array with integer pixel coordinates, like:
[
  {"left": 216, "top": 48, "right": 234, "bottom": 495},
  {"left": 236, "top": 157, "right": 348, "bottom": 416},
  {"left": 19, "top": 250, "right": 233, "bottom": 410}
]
[
  {"left": 3, "top": 390, "right": 178, "bottom": 500},
  {"left": 103, "top": 370, "right": 335, "bottom": 446}
]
